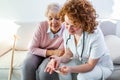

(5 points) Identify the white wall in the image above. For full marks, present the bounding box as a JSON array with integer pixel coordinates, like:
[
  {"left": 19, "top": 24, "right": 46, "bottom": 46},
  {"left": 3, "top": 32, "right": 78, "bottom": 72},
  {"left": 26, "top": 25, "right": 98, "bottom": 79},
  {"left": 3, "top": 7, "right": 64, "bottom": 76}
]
[
  {"left": 0, "top": 0, "right": 120, "bottom": 39},
  {"left": 0, "top": 0, "right": 120, "bottom": 22},
  {"left": 0, "top": 0, "right": 66, "bottom": 22},
  {"left": 91, "top": 0, "right": 120, "bottom": 20},
  {"left": 92, "top": 0, "right": 114, "bottom": 19}
]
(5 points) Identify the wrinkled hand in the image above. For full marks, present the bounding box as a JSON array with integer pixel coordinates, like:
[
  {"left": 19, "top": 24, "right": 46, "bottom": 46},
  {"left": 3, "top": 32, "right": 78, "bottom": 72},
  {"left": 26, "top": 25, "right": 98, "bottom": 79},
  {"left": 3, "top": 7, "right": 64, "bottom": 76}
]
[
  {"left": 44, "top": 56, "right": 61, "bottom": 74},
  {"left": 46, "top": 49, "right": 64, "bottom": 57},
  {"left": 66, "top": 48, "right": 72, "bottom": 56},
  {"left": 44, "top": 59, "right": 56, "bottom": 74},
  {"left": 54, "top": 49, "right": 64, "bottom": 57}
]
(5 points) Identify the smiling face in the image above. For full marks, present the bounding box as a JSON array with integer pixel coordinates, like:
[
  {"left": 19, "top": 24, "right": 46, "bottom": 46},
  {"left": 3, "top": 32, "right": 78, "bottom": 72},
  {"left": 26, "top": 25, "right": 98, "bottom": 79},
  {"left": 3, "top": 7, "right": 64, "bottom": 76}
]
[
  {"left": 45, "top": 3, "right": 61, "bottom": 34},
  {"left": 64, "top": 15, "right": 82, "bottom": 35},
  {"left": 47, "top": 10, "right": 61, "bottom": 34}
]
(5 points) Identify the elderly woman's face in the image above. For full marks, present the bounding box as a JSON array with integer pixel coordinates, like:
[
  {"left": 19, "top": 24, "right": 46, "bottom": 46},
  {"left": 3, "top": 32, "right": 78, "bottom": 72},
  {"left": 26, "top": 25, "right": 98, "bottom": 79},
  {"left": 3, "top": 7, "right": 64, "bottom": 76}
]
[{"left": 47, "top": 10, "right": 61, "bottom": 34}]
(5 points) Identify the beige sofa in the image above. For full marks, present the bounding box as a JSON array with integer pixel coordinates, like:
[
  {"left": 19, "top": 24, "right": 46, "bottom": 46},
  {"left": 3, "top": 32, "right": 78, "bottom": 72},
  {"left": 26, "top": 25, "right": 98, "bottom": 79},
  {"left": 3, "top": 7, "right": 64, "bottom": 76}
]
[
  {"left": 0, "top": 22, "right": 37, "bottom": 80},
  {"left": 0, "top": 20, "right": 120, "bottom": 80}
]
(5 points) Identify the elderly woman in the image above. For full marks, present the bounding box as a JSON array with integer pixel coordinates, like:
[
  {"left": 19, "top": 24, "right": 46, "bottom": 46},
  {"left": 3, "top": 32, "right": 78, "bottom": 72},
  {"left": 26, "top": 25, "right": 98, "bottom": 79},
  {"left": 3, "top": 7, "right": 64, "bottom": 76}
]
[
  {"left": 45, "top": 0, "right": 114, "bottom": 80},
  {"left": 21, "top": 3, "right": 64, "bottom": 80}
]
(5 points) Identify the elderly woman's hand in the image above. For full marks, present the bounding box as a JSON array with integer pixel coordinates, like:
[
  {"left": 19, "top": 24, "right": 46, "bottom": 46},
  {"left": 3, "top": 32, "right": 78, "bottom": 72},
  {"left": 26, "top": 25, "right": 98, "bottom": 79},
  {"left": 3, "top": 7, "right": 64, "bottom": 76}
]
[
  {"left": 44, "top": 56, "right": 61, "bottom": 74},
  {"left": 54, "top": 49, "right": 64, "bottom": 56},
  {"left": 46, "top": 49, "right": 64, "bottom": 57},
  {"left": 44, "top": 59, "right": 56, "bottom": 74}
]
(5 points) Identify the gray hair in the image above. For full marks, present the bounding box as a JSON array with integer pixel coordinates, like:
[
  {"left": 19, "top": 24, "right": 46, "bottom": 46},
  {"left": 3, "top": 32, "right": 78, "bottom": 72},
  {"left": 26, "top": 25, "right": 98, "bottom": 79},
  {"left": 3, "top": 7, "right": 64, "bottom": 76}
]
[{"left": 45, "top": 3, "right": 61, "bottom": 17}]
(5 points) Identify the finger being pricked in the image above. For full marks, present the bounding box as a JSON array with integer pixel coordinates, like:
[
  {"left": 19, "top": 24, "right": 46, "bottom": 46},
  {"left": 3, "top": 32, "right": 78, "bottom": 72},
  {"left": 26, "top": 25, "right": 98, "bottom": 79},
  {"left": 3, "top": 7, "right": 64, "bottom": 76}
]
[{"left": 44, "top": 66, "right": 55, "bottom": 74}]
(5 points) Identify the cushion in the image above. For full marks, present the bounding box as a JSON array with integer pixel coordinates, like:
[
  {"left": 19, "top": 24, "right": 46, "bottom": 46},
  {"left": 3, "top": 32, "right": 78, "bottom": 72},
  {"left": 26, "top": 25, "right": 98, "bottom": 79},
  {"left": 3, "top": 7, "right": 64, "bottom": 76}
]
[
  {"left": 0, "top": 50, "right": 28, "bottom": 68},
  {"left": 114, "top": 56, "right": 120, "bottom": 65},
  {"left": 107, "top": 65, "right": 120, "bottom": 80},
  {"left": 0, "top": 50, "right": 28, "bottom": 80},
  {"left": 105, "top": 35, "right": 120, "bottom": 64},
  {"left": 0, "top": 40, "right": 12, "bottom": 57},
  {"left": 99, "top": 20, "right": 117, "bottom": 36},
  {"left": 14, "top": 22, "right": 37, "bottom": 50}
]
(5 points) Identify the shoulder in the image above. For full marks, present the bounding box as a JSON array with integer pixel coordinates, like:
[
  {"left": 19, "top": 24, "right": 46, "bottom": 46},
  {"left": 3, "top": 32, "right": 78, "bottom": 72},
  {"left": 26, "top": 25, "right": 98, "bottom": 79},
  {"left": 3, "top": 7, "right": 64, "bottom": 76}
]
[
  {"left": 85, "top": 25, "right": 104, "bottom": 43},
  {"left": 37, "top": 21, "right": 49, "bottom": 32},
  {"left": 88, "top": 25, "right": 103, "bottom": 37},
  {"left": 38, "top": 21, "right": 48, "bottom": 28},
  {"left": 62, "top": 28, "right": 70, "bottom": 41},
  {"left": 63, "top": 28, "right": 69, "bottom": 36}
]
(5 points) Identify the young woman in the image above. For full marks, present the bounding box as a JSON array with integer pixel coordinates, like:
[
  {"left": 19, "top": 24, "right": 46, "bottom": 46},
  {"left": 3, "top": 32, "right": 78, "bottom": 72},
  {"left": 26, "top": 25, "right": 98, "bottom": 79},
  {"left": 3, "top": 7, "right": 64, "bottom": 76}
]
[
  {"left": 45, "top": 0, "right": 114, "bottom": 80},
  {"left": 21, "top": 3, "right": 64, "bottom": 80}
]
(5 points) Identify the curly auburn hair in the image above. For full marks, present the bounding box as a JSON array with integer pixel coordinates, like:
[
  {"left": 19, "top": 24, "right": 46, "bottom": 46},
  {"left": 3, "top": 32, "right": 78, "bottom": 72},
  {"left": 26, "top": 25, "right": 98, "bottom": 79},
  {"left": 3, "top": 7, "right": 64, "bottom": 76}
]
[{"left": 59, "top": 0, "right": 98, "bottom": 33}]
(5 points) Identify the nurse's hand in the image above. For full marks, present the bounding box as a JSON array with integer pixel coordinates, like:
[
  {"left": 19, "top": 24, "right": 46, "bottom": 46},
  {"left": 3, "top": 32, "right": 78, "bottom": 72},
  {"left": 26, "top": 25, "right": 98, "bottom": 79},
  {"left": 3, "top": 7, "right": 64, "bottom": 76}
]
[{"left": 59, "top": 65, "right": 71, "bottom": 75}]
